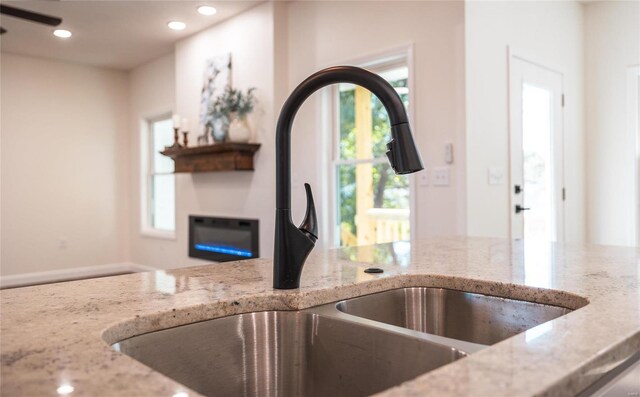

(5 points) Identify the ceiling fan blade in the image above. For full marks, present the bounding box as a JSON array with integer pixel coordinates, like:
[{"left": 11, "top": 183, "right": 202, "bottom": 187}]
[{"left": 0, "top": 4, "right": 62, "bottom": 27}]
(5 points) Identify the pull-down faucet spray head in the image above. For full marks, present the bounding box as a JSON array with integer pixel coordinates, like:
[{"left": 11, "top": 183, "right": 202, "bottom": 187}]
[{"left": 387, "top": 123, "right": 424, "bottom": 175}]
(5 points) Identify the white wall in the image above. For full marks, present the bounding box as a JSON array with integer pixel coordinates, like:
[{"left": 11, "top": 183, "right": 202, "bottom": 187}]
[
  {"left": 465, "top": 1, "right": 586, "bottom": 242},
  {"left": 129, "top": 2, "right": 280, "bottom": 268},
  {"left": 286, "top": 1, "right": 467, "bottom": 242},
  {"left": 584, "top": 1, "right": 640, "bottom": 247},
  {"left": 127, "top": 53, "right": 177, "bottom": 267},
  {"left": 0, "top": 53, "right": 129, "bottom": 276}
]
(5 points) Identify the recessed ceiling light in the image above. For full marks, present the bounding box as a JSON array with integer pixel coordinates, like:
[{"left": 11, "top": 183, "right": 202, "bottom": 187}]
[
  {"left": 167, "top": 21, "right": 186, "bottom": 31},
  {"left": 197, "top": 6, "right": 217, "bottom": 16},
  {"left": 56, "top": 384, "right": 74, "bottom": 395},
  {"left": 53, "top": 29, "right": 72, "bottom": 38}
]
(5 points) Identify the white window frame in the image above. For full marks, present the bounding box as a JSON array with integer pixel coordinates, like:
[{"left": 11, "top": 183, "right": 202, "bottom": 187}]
[
  {"left": 140, "top": 113, "right": 176, "bottom": 239},
  {"left": 326, "top": 47, "right": 417, "bottom": 247}
]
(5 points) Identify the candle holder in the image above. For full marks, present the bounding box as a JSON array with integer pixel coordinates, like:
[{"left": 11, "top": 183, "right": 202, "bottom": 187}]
[
  {"left": 167, "top": 127, "right": 183, "bottom": 149},
  {"left": 182, "top": 131, "right": 189, "bottom": 148}
]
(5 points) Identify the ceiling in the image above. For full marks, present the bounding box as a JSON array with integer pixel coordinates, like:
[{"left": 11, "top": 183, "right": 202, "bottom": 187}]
[{"left": 0, "top": 1, "right": 262, "bottom": 70}]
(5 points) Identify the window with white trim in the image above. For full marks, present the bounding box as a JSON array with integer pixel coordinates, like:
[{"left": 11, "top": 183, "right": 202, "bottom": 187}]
[
  {"left": 333, "top": 60, "right": 411, "bottom": 247},
  {"left": 146, "top": 116, "right": 175, "bottom": 232}
]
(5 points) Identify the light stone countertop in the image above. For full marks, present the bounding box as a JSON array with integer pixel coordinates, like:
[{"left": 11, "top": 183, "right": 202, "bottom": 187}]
[{"left": 1, "top": 237, "right": 639, "bottom": 397}]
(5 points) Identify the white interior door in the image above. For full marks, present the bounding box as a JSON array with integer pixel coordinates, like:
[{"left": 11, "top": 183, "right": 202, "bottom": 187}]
[{"left": 510, "top": 57, "right": 565, "bottom": 242}]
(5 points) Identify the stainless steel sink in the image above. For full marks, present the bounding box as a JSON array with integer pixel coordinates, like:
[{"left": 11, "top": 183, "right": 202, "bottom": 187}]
[
  {"left": 114, "top": 309, "right": 467, "bottom": 397},
  {"left": 112, "top": 287, "right": 572, "bottom": 396},
  {"left": 336, "top": 287, "right": 572, "bottom": 345}
]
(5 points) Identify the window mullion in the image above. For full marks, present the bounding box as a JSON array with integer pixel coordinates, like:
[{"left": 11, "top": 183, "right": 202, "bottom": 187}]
[{"left": 334, "top": 157, "right": 388, "bottom": 166}]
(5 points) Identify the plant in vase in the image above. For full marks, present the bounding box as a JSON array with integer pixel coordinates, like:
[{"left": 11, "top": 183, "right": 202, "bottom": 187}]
[{"left": 207, "top": 87, "right": 257, "bottom": 143}]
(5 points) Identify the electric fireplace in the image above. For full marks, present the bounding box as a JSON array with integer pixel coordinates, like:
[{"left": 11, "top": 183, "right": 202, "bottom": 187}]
[{"left": 189, "top": 215, "right": 259, "bottom": 262}]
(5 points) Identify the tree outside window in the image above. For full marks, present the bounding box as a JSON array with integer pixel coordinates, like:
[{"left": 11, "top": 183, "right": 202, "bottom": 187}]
[{"left": 335, "top": 65, "right": 410, "bottom": 247}]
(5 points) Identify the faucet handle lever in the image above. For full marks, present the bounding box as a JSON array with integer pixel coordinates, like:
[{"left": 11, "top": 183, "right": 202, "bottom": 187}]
[{"left": 299, "top": 183, "right": 318, "bottom": 242}]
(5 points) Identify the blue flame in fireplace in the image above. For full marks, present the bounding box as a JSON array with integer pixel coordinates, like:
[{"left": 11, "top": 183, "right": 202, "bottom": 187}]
[{"left": 194, "top": 244, "right": 252, "bottom": 258}]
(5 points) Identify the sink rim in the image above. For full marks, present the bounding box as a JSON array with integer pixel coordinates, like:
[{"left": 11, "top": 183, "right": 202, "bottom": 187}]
[{"left": 101, "top": 274, "right": 590, "bottom": 346}]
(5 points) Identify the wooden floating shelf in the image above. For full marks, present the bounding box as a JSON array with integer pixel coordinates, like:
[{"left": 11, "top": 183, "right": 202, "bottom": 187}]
[{"left": 160, "top": 142, "right": 261, "bottom": 173}]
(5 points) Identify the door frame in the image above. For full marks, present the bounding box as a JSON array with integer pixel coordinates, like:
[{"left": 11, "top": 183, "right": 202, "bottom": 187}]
[
  {"left": 508, "top": 50, "right": 566, "bottom": 242},
  {"left": 628, "top": 65, "right": 640, "bottom": 246}
]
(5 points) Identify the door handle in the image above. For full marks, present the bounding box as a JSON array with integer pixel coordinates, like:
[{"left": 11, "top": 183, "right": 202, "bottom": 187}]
[{"left": 515, "top": 204, "right": 530, "bottom": 214}]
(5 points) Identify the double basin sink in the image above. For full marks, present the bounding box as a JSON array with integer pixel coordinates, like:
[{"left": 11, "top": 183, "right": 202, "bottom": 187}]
[{"left": 113, "top": 287, "right": 571, "bottom": 396}]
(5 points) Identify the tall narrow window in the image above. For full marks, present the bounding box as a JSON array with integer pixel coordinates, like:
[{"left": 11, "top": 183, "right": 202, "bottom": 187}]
[
  {"left": 334, "top": 62, "right": 411, "bottom": 247},
  {"left": 522, "top": 83, "right": 554, "bottom": 243},
  {"left": 147, "top": 117, "right": 175, "bottom": 232}
]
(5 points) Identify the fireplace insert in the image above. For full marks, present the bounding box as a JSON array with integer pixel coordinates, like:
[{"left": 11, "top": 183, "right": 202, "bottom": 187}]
[{"left": 189, "top": 215, "right": 259, "bottom": 262}]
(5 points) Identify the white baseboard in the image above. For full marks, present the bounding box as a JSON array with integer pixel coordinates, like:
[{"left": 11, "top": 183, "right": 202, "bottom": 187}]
[{"left": 0, "top": 262, "right": 157, "bottom": 289}]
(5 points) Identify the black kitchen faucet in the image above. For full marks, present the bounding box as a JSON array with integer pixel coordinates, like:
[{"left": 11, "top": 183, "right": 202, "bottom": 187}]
[{"left": 273, "top": 66, "right": 424, "bottom": 289}]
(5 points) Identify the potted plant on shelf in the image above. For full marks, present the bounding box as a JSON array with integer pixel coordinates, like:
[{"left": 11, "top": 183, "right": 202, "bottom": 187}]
[{"left": 207, "top": 87, "right": 257, "bottom": 143}]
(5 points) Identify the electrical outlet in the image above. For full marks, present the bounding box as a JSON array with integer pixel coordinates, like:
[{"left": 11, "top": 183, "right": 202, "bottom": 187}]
[
  {"left": 432, "top": 166, "right": 450, "bottom": 186},
  {"left": 58, "top": 237, "right": 67, "bottom": 250}
]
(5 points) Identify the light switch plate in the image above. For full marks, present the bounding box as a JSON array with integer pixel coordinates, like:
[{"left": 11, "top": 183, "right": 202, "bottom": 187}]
[{"left": 432, "top": 166, "right": 450, "bottom": 186}]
